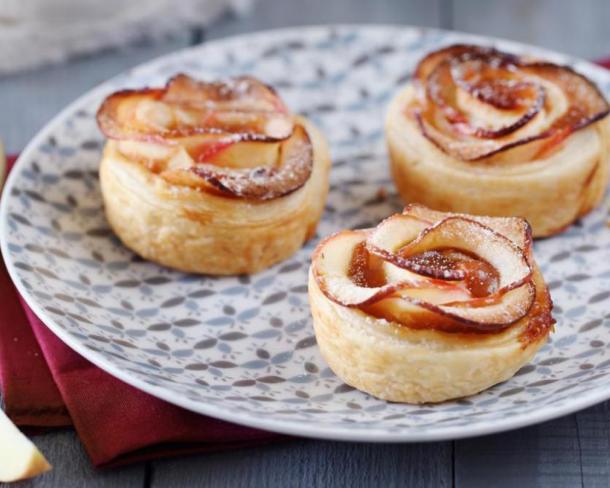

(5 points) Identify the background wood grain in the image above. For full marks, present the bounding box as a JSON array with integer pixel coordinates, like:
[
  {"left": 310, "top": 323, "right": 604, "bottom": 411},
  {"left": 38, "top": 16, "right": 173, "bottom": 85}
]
[
  {"left": 150, "top": 440, "right": 452, "bottom": 487},
  {"left": 1, "top": 1, "right": 609, "bottom": 486}
]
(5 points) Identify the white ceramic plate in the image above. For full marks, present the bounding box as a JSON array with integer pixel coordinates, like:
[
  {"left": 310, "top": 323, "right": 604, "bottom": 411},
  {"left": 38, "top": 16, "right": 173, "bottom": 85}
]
[{"left": 2, "top": 25, "right": 610, "bottom": 442}]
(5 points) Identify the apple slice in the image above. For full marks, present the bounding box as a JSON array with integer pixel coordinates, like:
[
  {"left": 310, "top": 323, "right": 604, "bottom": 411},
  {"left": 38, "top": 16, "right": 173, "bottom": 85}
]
[
  {"left": 163, "top": 74, "right": 289, "bottom": 115},
  {"left": 402, "top": 204, "right": 532, "bottom": 251},
  {"left": 425, "top": 57, "right": 544, "bottom": 139},
  {"left": 366, "top": 213, "right": 466, "bottom": 280},
  {"left": 0, "top": 408, "right": 51, "bottom": 482},
  {"left": 399, "top": 217, "right": 531, "bottom": 287},
  {"left": 312, "top": 230, "right": 432, "bottom": 307},
  {"left": 190, "top": 124, "right": 313, "bottom": 200},
  {"left": 361, "top": 283, "right": 534, "bottom": 332}
]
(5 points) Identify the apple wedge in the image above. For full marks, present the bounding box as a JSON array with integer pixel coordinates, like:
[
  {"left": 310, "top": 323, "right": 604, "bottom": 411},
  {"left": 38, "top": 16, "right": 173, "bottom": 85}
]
[{"left": 0, "top": 408, "right": 51, "bottom": 482}]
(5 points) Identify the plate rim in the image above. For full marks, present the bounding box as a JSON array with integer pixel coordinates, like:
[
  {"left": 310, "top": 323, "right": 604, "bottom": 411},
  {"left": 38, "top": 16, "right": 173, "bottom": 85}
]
[{"left": 2, "top": 23, "right": 610, "bottom": 442}]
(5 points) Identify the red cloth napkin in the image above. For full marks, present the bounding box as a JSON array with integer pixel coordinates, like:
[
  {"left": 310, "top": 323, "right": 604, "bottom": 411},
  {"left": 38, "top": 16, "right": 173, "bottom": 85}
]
[{"left": 0, "top": 155, "right": 279, "bottom": 468}]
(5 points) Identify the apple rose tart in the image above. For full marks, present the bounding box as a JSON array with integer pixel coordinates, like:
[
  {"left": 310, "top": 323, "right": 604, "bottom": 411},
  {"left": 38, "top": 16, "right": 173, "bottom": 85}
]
[
  {"left": 386, "top": 44, "right": 610, "bottom": 237},
  {"left": 309, "top": 204, "right": 554, "bottom": 403},
  {"left": 97, "top": 74, "right": 330, "bottom": 274}
]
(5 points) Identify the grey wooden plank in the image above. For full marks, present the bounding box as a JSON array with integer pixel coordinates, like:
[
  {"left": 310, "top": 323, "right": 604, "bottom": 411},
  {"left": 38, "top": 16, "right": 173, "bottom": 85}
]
[
  {"left": 0, "top": 429, "right": 145, "bottom": 488},
  {"left": 452, "top": 0, "right": 610, "bottom": 59},
  {"left": 455, "top": 414, "right": 583, "bottom": 488},
  {"left": 0, "top": 35, "right": 191, "bottom": 154},
  {"left": 150, "top": 439, "right": 452, "bottom": 488},
  {"left": 576, "top": 401, "right": 610, "bottom": 488},
  {"left": 206, "top": 0, "right": 442, "bottom": 40}
]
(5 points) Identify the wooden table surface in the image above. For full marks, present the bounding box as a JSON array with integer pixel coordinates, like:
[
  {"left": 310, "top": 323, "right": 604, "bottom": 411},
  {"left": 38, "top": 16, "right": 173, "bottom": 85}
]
[{"left": 2, "top": 1, "right": 610, "bottom": 486}]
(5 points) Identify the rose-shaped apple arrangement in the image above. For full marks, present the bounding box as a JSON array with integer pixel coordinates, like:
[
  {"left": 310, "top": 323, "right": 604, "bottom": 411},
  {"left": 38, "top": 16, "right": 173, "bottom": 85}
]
[
  {"left": 97, "top": 74, "right": 330, "bottom": 274},
  {"left": 386, "top": 44, "right": 610, "bottom": 237},
  {"left": 309, "top": 205, "right": 554, "bottom": 403}
]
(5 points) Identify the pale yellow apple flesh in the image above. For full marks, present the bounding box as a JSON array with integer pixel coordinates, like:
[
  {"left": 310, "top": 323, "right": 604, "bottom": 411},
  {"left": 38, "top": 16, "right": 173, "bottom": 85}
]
[{"left": 0, "top": 408, "right": 51, "bottom": 482}]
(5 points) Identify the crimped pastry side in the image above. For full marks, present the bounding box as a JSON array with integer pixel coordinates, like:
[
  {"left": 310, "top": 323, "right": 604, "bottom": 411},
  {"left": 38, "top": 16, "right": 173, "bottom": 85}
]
[
  {"left": 386, "top": 86, "right": 610, "bottom": 237},
  {"left": 100, "top": 117, "right": 330, "bottom": 274},
  {"left": 308, "top": 268, "right": 550, "bottom": 404}
]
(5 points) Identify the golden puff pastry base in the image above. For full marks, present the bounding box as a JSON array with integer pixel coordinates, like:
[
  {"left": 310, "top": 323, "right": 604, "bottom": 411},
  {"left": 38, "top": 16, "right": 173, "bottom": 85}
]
[
  {"left": 386, "top": 85, "right": 610, "bottom": 238},
  {"left": 308, "top": 267, "right": 551, "bottom": 404},
  {"left": 100, "top": 117, "right": 330, "bottom": 275}
]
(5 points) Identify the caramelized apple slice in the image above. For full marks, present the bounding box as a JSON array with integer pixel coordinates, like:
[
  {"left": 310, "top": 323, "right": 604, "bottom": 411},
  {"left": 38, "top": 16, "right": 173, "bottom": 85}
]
[
  {"left": 364, "top": 282, "right": 535, "bottom": 332},
  {"left": 189, "top": 124, "right": 313, "bottom": 200},
  {"left": 366, "top": 213, "right": 465, "bottom": 280},
  {"left": 522, "top": 62, "right": 610, "bottom": 132},
  {"left": 399, "top": 217, "right": 531, "bottom": 289},
  {"left": 425, "top": 58, "right": 544, "bottom": 139},
  {"left": 415, "top": 109, "right": 547, "bottom": 161},
  {"left": 312, "top": 208, "right": 537, "bottom": 332},
  {"left": 97, "top": 74, "right": 294, "bottom": 144},
  {"left": 163, "top": 74, "right": 289, "bottom": 114},
  {"left": 313, "top": 230, "right": 429, "bottom": 307},
  {"left": 411, "top": 44, "right": 610, "bottom": 161},
  {"left": 402, "top": 204, "right": 532, "bottom": 251},
  {"left": 368, "top": 215, "right": 534, "bottom": 327},
  {"left": 413, "top": 44, "right": 493, "bottom": 84}
]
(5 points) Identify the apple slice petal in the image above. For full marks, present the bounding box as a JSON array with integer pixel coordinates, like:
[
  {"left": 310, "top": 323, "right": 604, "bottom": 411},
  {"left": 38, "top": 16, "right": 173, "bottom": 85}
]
[
  {"left": 97, "top": 89, "right": 164, "bottom": 140},
  {"left": 415, "top": 110, "right": 548, "bottom": 161},
  {"left": 312, "top": 230, "right": 426, "bottom": 307},
  {"left": 368, "top": 213, "right": 531, "bottom": 286},
  {"left": 402, "top": 204, "right": 532, "bottom": 250},
  {"left": 522, "top": 62, "right": 610, "bottom": 132},
  {"left": 367, "top": 214, "right": 466, "bottom": 280},
  {"left": 97, "top": 74, "right": 294, "bottom": 144},
  {"left": 425, "top": 58, "right": 544, "bottom": 139},
  {"left": 413, "top": 44, "right": 502, "bottom": 84},
  {"left": 400, "top": 216, "right": 531, "bottom": 290},
  {"left": 312, "top": 230, "right": 387, "bottom": 306},
  {"left": 436, "top": 281, "right": 536, "bottom": 327},
  {"left": 365, "top": 281, "right": 535, "bottom": 332},
  {"left": 190, "top": 124, "right": 313, "bottom": 200},
  {"left": 163, "top": 74, "right": 289, "bottom": 114}
]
